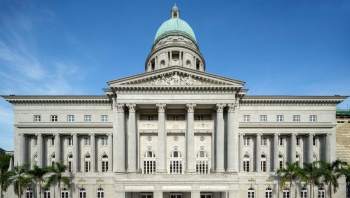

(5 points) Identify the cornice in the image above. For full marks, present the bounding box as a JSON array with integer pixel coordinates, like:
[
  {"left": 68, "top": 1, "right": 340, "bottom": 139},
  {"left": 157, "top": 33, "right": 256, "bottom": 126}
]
[
  {"left": 15, "top": 122, "right": 113, "bottom": 128},
  {"left": 2, "top": 95, "right": 111, "bottom": 106},
  {"left": 113, "top": 86, "right": 240, "bottom": 94},
  {"left": 239, "top": 122, "right": 335, "bottom": 128},
  {"left": 241, "top": 95, "right": 348, "bottom": 106}
]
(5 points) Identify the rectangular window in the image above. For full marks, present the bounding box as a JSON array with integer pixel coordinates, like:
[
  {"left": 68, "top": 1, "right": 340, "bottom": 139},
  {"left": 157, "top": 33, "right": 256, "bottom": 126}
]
[
  {"left": 243, "top": 161, "right": 250, "bottom": 172},
  {"left": 101, "top": 137, "right": 108, "bottom": 146},
  {"left": 84, "top": 115, "right": 91, "bottom": 122},
  {"left": 67, "top": 115, "right": 74, "bottom": 122},
  {"left": 170, "top": 160, "right": 182, "bottom": 174},
  {"left": 143, "top": 160, "right": 156, "bottom": 174},
  {"left": 68, "top": 137, "right": 73, "bottom": 146},
  {"left": 148, "top": 116, "right": 154, "bottom": 121},
  {"left": 101, "top": 115, "right": 108, "bottom": 122},
  {"left": 279, "top": 137, "right": 283, "bottom": 146},
  {"left": 102, "top": 161, "right": 108, "bottom": 172},
  {"left": 261, "top": 136, "right": 267, "bottom": 146},
  {"left": 310, "top": 115, "right": 317, "bottom": 122},
  {"left": 296, "top": 136, "right": 300, "bottom": 146},
  {"left": 279, "top": 160, "right": 283, "bottom": 169},
  {"left": 85, "top": 161, "right": 91, "bottom": 172},
  {"left": 283, "top": 191, "right": 290, "bottom": 198},
  {"left": 34, "top": 139, "right": 37, "bottom": 146},
  {"left": 277, "top": 115, "right": 284, "bottom": 122},
  {"left": 68, "top": 161, "right": 72, "bottom": 172},
  {"left": 243, "top": 115, "right": 250, "bottom": 122},
  {"left": 261, "top": 160, "right": 266, "bottom": 172},
  {"left": 51, "top": 137, "right": 55, "bottom": 146},
  {"left": 197, "top": 116, "right": 204, "bottom": 121},
  {"left": 196, "top": 160, "right": 209, "bottom": 174},
  {"left": 51, "top": 115, "right": 58, "bottom": 122},
  {"left": 85, "top": 137, "right": 91, "bottom": 146},
  {"left": 173, "top": 116, "right": 179, "bottom": 121},
  {"left": 260, "top": 115, "right": 267, "bottom": 122},
  {"left": 244, "top": 137, "right": 250, "bottom": 146},
  {"left": 34, "top": 115, "right": 41, "bottom": 122},
  {"left": 293, "top": 115, "right": 300, "bottom": 122}
]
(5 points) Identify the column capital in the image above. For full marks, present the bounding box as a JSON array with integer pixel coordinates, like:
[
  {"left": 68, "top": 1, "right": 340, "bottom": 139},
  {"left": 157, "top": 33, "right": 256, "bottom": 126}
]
[
  {"left": 35, "top": 133, "right": 42, "bottom": 137},
  {"left": 227, "top": 103, "right": 238, "bottom": 113},
  {"left": 107, "top": 133, "right": 113, "bottom": 137},
  {"left": 327, "top": 133, "right": 332, "bottom": 136},
  {"left": 89, "top": 133, "right": 95, "bottom": 137},
  {"left": 156, "top": 103, "right": 166, "bottom": 113},
  {"left": 274, "top": 133, "right": 280, "bottom": 136},
  {"left": 309, "top": 133, "right": 315, "bottom": 136},
  {"left": 127, "top": 103, "right": 137, "bottom": 112},
  {"left": 256, "top": 133, "right": 262, "bottom": 136},
  {"left": 239, "top": 133, "right": 245, "bottom": 136},
  {"left": 215, "top": 103, "right": 226, "bottom": 112},
  {"left": 54, "top": 133, "right": 60, "bottom": 137},
  {"left": 116, "top": 103, "right": 125, "bottom": 113},
  {"left": 186, "top": 103, "right": 196, "bottom": 112},
  {"left": 291, "top": 133, "right": 298, "bottom": 136}
]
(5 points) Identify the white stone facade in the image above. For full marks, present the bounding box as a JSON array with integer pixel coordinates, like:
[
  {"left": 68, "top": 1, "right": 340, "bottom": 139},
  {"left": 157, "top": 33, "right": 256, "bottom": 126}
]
[{"left": 2, "top": 5, "right": 348, "bottom": 198}]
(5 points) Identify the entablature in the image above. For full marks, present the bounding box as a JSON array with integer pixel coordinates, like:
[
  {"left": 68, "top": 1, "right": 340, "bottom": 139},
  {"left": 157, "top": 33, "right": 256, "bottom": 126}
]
[
  {"left": 239, "top": 122, "right": 335, "bottom": 128},
  {"left": 15, "top": 122, "right": 113, "bottom": 128}
]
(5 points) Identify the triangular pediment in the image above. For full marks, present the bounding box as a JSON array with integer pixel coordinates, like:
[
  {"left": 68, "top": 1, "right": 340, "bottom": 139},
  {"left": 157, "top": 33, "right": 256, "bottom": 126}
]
[{"left": 108, "top": 66, "right": 245, "bottom": 88}]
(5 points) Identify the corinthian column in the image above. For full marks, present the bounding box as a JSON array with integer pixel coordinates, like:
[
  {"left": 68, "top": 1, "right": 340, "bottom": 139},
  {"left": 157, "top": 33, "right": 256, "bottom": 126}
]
[
  {"left": 227, "top": 104, "right": 237, "bottom": 172},
  {"left": 326, "top": 133, "right": 332, "bottom": 162},
  {"left": 127, "top": 103, "right": 137, "bottom": 172},
  {"left": 90, "top": 134, "right": 96, "bottom": 172},
  {"left": 186, "top": 103, "right": 196, "bottom": 173},
  {"left": 308, "top": 133, "right": 314, "bottom": 163},
  {"left": 19, "top": 134, "right": 26, "bottom": 165},
  {"left": 108, "top": 133, "right": 113, "bottom": 172},
  {"left": 156, "top": 103, "right": 166, "bottom": 173},
  {"left": 72, "top": 134, "right": 78, "bottom": 172},
  {"left": 274, "top": 133, "right": 279, "bottom": 171},
  {"left": 36, "top": 134, "right": 43, "bottom": 167},
  {"left": 291, "top": 133, "right": 297, "bottom": 162},
  {"left": 256, "top": 133, "right": 261, "bottom": 172},
  {"left": 216, "top": 103, "right": 225, "bottom": 172},
  {"left": 239, "top": 133, "right": 244, "bottom": 172},
  {"left": 116, "top": 104, "right": 125, "bottom": 172},
  {"left": 54, "top": 134, "right": 61, "bottom": 163}
]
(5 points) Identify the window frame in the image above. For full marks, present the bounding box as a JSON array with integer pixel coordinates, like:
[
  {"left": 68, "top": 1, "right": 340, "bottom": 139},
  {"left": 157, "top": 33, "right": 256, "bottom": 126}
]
[
  {"left": 277, "top": 115, "right": 284, "bottom": 122},
  {"left": 84, "top": 115, "right": 91, "bottom": 122},
  {"left": 51, "top": 115, "right": 58, "bottom": 122},
  {"left": 309, "top": 115, "right": 317, "bottom": 122},
  {"left": 34, "top": 115, "right": 41, "bottom": 122},
  {"left": 67, "top": 115, "right": 75, "bottom": 122},
  {"left": 260, "top": 115, "right": 267, "bottom": 122},
  {"left": 101, "top": 115, "right": 108, "bottom": 122},
  {"left": 243, "top": 115, "right": 250, "bottom": 122},
  {"left": 293, "top": 115, "right": 300, "bottom": 122}
]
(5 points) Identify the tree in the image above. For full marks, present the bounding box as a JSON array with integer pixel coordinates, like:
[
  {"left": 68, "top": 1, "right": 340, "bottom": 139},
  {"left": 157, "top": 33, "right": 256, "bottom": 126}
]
[
  {"left": 46, "top": 161, "right": 71, "bottom": 197},
  {"left": 276, "top": 161, "right": 303, "bottom": 197},
  {"left": 318, "top": 159, "right": 347, "bottom": 198},
  {"left": 0, "top": 164, "right": 13, "bottom": 198},
  {"left": 27, "top": 165, "right": 49, "bottom": 198},
  {"left": 302, "top": 162, "right": 322, "bottom": 198},
  {"left": 10, "top": 163, "right": 31, "bottom": 198}
]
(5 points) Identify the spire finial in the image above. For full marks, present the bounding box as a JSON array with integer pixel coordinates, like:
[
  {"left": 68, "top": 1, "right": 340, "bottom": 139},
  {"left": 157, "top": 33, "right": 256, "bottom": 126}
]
[{"left": 171, "top": 4, "right": 179, "bottom": 18}]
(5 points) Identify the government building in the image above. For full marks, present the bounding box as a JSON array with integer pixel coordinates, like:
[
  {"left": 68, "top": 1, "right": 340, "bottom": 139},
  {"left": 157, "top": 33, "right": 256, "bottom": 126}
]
[{"left": 2, "top": 5, "right": 348, "bottom": 198}]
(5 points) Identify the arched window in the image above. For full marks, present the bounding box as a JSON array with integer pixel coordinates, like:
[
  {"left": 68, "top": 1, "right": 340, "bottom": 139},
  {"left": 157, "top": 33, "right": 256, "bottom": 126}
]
[
  {"left": 43, "top": 188, "right": 50, "bottom": 198},
  {"left": 84, "top": 154, "right": 91, "bottom": 172},
  {"left": 318, "top": 187, "right": 325, "bottom": 198},
  {"left": 97, "top": 188, "right": 104, "bottom": 198},
  {"left": 143, "top": 151, "right": 156, "bottom": 174},
  {"left": 243, "top": 154, "right": 250, "bottom": 172},
  {"left": 102, "top": 154, "right": 108, "bottom": 172},
  {"left": 261, "top": 154, "right": 267, "bottom": 172},
  {"left": 160, "top": 60, "right": 165, "bottom": 68},
  {"left": 301, "top": 187, "right": 307, "bottom": 198},
  {"left": 196, "top": 151, "right": 209, "bottom": 174},
  {"left": 248, "top": 187, "right": 255, "bottom": 198},
  {"left": 26, "top": 187, "right": 33, "bottom": 198},
  {"left": 265, "top": 187, "right": 272, "bottom": 198},
  {"left": 79, "top": 188, "right": 86, "bottom": 198},
  {"left": 67, "top": 154, "right": 73, "bottom": 172},
  {"left": 186, "top": 60, "right": 191, "bottom": 67},
  {"left": 279, "top": 154, "right": 284, "bottom": 169},
  {"left": 283, "top": 188, "right": 290, "bottom": 198},
  {"left": 170, "top": 151, "right": 183, "bottom": 174},
  {"left": 61, "top": 188, "right": 69, "bottom": 198}
]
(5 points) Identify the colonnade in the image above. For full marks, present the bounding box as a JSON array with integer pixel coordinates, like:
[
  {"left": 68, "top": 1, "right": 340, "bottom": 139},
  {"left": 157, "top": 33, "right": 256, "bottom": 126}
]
[
  {"left": 113, "top": 103, "right": 239, "bottom": 173},
  {"left": 18, "top": 133, "right": 113, "bottom": 172},
  {"left": 239, "top": 132, "right": 332, "bottom": 172}
]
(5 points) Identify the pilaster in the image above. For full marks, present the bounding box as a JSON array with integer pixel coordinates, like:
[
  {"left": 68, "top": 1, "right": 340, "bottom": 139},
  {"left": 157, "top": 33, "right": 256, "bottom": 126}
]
[
  {"left": 116, "top": 103, "right": 126, "bottom": 172},
  {"left": 273, "top": 133, "right": 279, "bottom": 171},
  {"left": 108, "top": 133, "right": 113, "bottom": 172},
  {"left": 227, "top": 103, "right": 237, "bottom": 172},
  {"left": 72, "top": 134, "right": 78, "bottom": 172},
  {"left": 291, "top": 133, "right": 297, "bottom": 162},
  {"left": 90, "top": 133, "right": 96, "bottom": 172},
  {"left": 127, "top": 103, "right": 137, "bottom": 172},
  {"left": 239, "top": 133, "right": 244, "bottom": 172},
  {"left": 36, "top": 134, "right": 43, "bottom": 167},
  {"left": 256, "top": 133, "right": 261, "bottom": 172}
]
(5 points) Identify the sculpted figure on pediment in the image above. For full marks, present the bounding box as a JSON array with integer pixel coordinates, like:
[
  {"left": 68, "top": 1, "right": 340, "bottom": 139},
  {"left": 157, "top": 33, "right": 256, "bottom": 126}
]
[{"left": 144, "top": 73, "right": 211, "bottom": 86}]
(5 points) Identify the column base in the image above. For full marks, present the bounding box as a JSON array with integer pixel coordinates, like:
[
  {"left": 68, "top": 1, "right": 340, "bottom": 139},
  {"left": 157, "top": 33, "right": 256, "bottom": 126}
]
[
  {"left": 127, "top": 169, "right": 136, "bottom": 173},
  {"left": 216, "top": 168, "right": 225, "bottom": 173},
  {"left": 186, "top": 169, "right": 196, "bottom": 173},
  {"left": 226, "top": 168, "right": 238, "bottom": 173},
  {"left": 115, "top": 169, "right": 126, "bottom": 173}
]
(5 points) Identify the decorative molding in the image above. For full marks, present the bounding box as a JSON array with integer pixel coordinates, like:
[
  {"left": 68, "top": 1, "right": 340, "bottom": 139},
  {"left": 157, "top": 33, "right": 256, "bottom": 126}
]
[
  {"left": 227, "top": 103, "right": 237, "bottom": 113},
  {"left": 186, "top": 103, "right": 196, "bottom": 113},
  {"left": 156, "top": 104, "right": 166, "bottom": 113},
  {"left": 215, "top": 103, "right": 225, "bottom": 113},
  {"left": 127, "top": 103, "right": 137, "bottom": 113},
  {"left": 116, "top": 104, "right": 125, "bottom": 113}
]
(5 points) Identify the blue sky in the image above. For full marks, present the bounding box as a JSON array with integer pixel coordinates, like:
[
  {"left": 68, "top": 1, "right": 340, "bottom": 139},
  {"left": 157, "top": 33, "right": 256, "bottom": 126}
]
[{"left": 0, "top": 1, "right": 349, "bottom": 150}]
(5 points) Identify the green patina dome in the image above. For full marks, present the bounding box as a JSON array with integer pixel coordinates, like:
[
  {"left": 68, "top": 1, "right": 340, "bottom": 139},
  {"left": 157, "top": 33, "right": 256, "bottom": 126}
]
[{"left": 154, "top": 18, "right": 196, "bottom": 43}]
